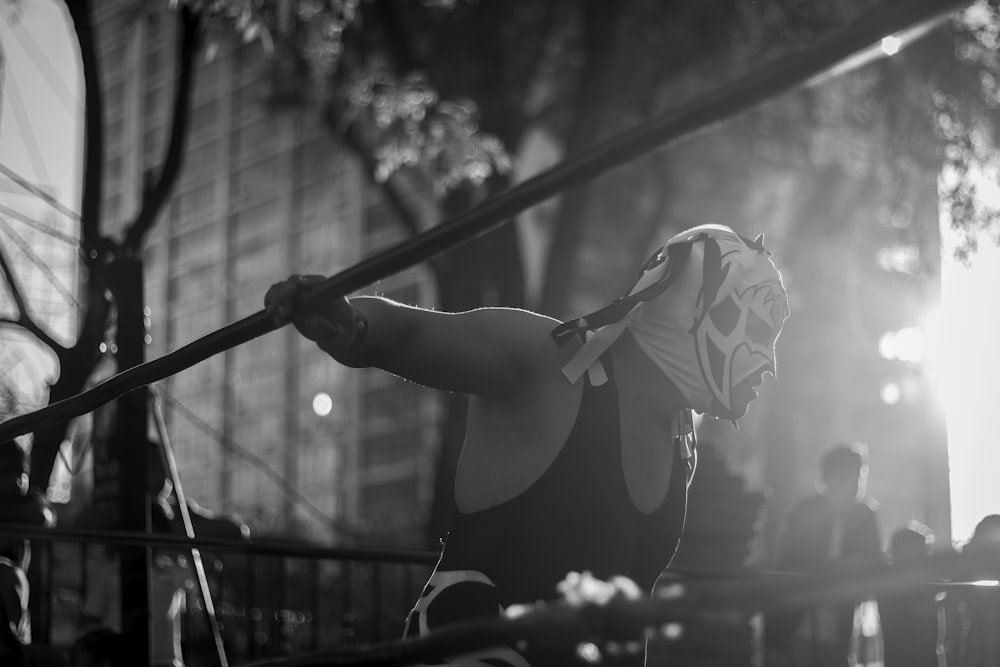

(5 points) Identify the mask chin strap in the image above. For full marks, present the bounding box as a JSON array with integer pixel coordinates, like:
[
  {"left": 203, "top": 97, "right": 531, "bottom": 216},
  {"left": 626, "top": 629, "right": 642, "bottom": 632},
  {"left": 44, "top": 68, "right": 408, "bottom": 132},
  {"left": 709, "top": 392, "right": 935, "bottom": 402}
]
[
  {"left": 551, "top": 229, "right": 734, "bottom": 345},
  {"left": 551, "top": 240, "right": 696, "bottom": 386}
]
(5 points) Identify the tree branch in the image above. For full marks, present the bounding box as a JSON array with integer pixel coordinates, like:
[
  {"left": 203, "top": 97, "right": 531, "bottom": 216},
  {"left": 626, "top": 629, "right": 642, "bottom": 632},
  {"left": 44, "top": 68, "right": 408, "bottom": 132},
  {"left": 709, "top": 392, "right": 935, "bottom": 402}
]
[
  {"left": 0, "top": 205, "right": 79, "bottom": 245},
  {"left": 123, "top": 5, "right": 201, "bottom": 252},
  {"left": 0, "top": 244, "right": 66, "bottom": 353},
  {"left": 66, "top": 265, "right": 114, "bottom": 371},
  {"left": 341, "top": 122, "right": 425, "bottom": 238},
  {"left": 0, "top": 241, "right": 31, "bottom": 320},
  {"left": 64, "top": 0, "right": 104, "bottom": 249},
  {"left": 337, "top": 116, "right": 450, "bottom": 281},
  {"left": 0, "top": 220, "right": 79, "bottom": 309}
]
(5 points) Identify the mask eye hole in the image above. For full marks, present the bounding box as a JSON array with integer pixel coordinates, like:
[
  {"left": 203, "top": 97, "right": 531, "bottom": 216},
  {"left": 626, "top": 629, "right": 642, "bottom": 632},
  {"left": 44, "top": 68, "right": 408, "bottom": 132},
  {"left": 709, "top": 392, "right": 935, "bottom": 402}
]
[
  {"left": 709, "top": 296, "right": 740, "bottom": 335},
  {"left": 746, "top": 309, "right": 773, "bottom": 346}
]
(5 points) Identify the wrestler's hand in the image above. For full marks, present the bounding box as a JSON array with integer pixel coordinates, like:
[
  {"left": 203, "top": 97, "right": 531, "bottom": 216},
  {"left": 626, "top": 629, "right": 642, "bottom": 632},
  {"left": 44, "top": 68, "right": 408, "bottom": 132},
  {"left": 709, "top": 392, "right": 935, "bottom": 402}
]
[{"left": 264, "top": 275, "right": 365, "bottom": 356}]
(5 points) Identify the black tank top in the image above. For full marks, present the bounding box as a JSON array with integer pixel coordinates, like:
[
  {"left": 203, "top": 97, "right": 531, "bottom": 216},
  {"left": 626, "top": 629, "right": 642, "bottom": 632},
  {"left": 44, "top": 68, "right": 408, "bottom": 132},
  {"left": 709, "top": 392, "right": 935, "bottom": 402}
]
[{"left": 404, "top": 355, "right": 689, "bottom": 665}]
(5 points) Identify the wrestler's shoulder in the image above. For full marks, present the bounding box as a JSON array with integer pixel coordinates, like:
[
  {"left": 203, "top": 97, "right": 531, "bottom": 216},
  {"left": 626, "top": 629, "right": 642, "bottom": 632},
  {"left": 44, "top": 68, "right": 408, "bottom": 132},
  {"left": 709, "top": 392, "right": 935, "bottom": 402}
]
[
  {"left": 466, "top": 307, "right": 580, "bottom": 380},
  {"left": 485, "top": 307, "right": 577, "bottom": 350}
]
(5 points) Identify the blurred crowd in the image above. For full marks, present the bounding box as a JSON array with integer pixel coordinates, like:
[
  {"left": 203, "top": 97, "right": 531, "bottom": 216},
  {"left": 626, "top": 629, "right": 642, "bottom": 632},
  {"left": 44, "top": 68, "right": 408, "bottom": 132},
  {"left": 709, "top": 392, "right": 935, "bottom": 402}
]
[
  {"left": 0, "top": 438, "right": 247, "bottom": 667},
  {"left": 0, "top": 435, "right": 997, "bottom": 667},
  {"left": 765, "top": 441, "right": 1000, "bottom": 667}
]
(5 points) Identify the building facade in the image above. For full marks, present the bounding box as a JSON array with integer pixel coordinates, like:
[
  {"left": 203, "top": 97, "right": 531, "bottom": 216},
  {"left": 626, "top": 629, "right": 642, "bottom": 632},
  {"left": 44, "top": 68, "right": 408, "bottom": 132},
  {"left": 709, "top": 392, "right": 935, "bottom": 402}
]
[{"left": 93, "top": 2, "right": 440, "bottom": 544}]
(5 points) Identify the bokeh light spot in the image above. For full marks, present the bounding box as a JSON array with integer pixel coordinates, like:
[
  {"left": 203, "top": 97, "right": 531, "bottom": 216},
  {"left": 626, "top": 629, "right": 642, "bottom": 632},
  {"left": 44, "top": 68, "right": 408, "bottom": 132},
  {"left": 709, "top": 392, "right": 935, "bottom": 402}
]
[{"left": 312, "top": 392, "right": 333, "bottom": 416}]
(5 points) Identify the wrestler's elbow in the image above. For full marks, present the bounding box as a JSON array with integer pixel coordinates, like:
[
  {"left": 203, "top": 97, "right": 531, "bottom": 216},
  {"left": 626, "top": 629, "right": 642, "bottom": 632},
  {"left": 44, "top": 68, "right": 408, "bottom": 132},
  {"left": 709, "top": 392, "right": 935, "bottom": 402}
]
[{"left": 324, "top": 297, "right": 428, "bottom": 372}]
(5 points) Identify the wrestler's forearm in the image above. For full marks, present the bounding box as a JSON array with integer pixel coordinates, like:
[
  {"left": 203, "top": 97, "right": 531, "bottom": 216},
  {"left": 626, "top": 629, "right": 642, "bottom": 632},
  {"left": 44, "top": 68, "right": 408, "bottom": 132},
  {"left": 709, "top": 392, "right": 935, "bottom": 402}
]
[{"left": 324, "top": 296, "right": 423, "bottom": 371}]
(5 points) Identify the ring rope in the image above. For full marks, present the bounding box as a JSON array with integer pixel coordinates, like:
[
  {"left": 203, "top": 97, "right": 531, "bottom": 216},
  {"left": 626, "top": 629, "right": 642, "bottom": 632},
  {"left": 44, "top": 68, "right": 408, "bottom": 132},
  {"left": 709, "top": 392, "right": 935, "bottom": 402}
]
[
  {"left": 150, "top": 389, "right": 230, "bottom": 667},
  {"left": 0, "top": 0, "right": 962, "bottom": 441},
  {"left": 237, "top": 549, "right": 998, "bottom": 667}
]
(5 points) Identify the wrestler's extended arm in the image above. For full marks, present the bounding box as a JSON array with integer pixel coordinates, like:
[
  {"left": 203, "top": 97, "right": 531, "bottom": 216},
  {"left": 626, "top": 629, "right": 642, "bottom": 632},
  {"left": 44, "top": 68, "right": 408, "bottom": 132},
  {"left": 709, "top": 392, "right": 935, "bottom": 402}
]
[{"left": 265, "top": 275, "right": 558, "bottom": 398}]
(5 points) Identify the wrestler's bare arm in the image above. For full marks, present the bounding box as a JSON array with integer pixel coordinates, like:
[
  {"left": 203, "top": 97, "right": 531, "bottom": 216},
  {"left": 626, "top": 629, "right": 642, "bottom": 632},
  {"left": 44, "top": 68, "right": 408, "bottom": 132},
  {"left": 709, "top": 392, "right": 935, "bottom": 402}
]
[
  {"left": 346, "top": 297, "right": 561, "bottom": 397},
  {"left": 265, "top": 276, "right": 561, "bottom": 398}
]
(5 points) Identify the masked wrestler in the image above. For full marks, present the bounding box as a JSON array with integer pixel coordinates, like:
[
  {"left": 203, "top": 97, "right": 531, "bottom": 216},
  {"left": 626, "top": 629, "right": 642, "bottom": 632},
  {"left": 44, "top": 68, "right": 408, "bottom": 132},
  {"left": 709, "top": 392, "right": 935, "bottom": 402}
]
[{"left": 265, "top": 224, "right": 789, "bottom": 666}]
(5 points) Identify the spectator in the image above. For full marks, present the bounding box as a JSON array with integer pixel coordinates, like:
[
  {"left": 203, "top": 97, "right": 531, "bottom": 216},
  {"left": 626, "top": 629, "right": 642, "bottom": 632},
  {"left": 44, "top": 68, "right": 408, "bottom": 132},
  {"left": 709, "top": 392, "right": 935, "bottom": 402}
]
[
  {"left": 766, "top": 442, "right": 883, "bottom": 667},
  {"left": 879, "top": 522, "right": 941, "bottom": 667},
  {"left": 955, "top": 514, "right": 1000, "bottom": 667},
  {"left": 0, "top": 441, "right": 64, "bottom": 666},
  {"left": 0, "top": 556, "right": 67, "bottom": 666},
  {"left": 0, "top": 440, "right": 55, "bottom": 570},
  {"left": 76, "top": 439, "right": 248, "bottom": 667}
]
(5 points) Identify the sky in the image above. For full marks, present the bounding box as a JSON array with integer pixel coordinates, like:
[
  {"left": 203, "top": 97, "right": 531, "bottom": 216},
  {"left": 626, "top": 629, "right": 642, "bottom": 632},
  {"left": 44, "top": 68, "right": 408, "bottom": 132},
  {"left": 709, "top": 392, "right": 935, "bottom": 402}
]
[
  {"left": 0, "top": 1, "right": 996, "bottom": 544},
  {"left": 0, "top": 0, "right": 81, "bottom": 408},
  {"left": 0, "top": 0, "right": 81, "bottom": 211},
  {"left": 937, "top": 235, "right": 1000, "bottom": 543}
]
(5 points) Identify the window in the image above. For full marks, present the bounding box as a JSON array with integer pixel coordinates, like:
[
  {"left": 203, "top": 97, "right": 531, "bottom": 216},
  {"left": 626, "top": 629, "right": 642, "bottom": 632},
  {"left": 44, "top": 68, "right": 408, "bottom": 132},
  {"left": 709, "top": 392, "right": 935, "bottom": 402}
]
[
  {"left": 105, "top": 80, "right": 126, "bottom": 120},
  {"left": 362, "top": 190, "right": 396, "bottom": 237},
  {"left": 171, "top": 225, "right": 219, "bottom": 273},
  {"left": 232, "top": 80, "right": 265, "bottom": 126},
  {"left": 360, "top": 474, "right": 419, "bottom": 520},
  {"left": 143, "top": 125, "right": 163, "bottom": 164},
  {"left": 196, "top": 53, "right": 223, "bottom": 92},
  {"left": 232, "top": 335, "right": 283, "bottom": 371},
  {"left": 189, "top": 99, "right": 220, "bottom": 145},
  {"left": 102, "top": 44, "right": 125, "bottom": 80},
  {"left": 105, "top": 155, "right": 124, "bottom": 182},
  {"left": 359, "top": 431, "right": 422, "bottom": 470},
  {"left": 231, "top": 157, "right": 283, "bottom": 206},
  {"left": 107, "top": 115, "right": 126, "bottom": 144},
  {"left": 231, "top": 245, "right": 282, "bottom": 299},
  {"left": 145, "top": 45, "right": 167, "bottom": 77},
  {"left": 181, "top": 142, "right": 219, "bottom": 187},
  {"left": 232, "top": 119, "right": 280, "bottom": 165},
  {"left": 298, "top": 180, "right": 337, "bottom": 228},
  {"left": 143, "top": 84, "right": 164, "bottom": 119},
  {"left": 236, "top": 43, "right": 265, "bottom": 82},
  {"left": 361, "top": 381, "right": 422, "bottom": 430},
  {"left": 232, "top": 199, "right": 278, "bottom": 252},
  {"left": 169, "top": 294, "right": 222, "bottom": 341},
  {"left": 296, "top": 224, "right": 339, "bottom": 268},
  {"left": 179, "top": 181, "right": 217, "bottom": 224}
]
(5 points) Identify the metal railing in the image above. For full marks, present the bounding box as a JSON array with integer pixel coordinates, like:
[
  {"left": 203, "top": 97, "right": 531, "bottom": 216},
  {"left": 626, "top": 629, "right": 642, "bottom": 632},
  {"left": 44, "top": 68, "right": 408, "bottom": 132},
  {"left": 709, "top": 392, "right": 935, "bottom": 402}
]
[
  {"left": 1, "top": 523, "right": 436, "bottom": 664},
  {"left": 3, "top": 523, "right": 998, "bottom": 666}
]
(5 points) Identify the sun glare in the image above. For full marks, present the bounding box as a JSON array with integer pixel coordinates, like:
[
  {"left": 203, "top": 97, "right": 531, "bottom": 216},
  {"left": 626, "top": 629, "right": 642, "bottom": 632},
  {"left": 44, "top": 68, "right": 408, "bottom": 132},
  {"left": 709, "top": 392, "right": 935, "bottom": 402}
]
[
  {"left": 880, "top": 36, "right": 902, "bottom": 56},
  {"left": 935, "top": 238, "right": 1000, "bottom": 544}
]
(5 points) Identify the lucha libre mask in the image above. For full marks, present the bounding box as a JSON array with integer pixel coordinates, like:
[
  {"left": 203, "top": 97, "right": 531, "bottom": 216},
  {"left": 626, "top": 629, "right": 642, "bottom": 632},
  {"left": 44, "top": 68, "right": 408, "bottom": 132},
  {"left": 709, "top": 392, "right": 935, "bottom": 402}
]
[
  {"left": 553, "top": 224, "right": 789, "bottom": 420},
  {"left": 680, "top": 226, "right": 788, "bottom": 416}
]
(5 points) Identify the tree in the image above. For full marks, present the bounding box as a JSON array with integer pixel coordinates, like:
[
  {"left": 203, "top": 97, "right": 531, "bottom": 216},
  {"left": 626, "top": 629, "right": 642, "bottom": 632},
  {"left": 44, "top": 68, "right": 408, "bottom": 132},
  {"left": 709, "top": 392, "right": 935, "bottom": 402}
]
[{"left": 0, "top": 0, "right": 202, "bottom": 496}]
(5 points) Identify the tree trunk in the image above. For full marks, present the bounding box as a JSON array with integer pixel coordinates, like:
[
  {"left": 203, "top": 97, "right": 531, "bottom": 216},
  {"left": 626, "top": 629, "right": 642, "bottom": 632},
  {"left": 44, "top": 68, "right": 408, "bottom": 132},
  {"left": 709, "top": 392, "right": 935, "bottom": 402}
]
[
  {"left": 106, "top": 255, "right": 153, "bottom": 659},
  {"left": 539, "top": 0, "right": 625, "bottom": 318}
]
